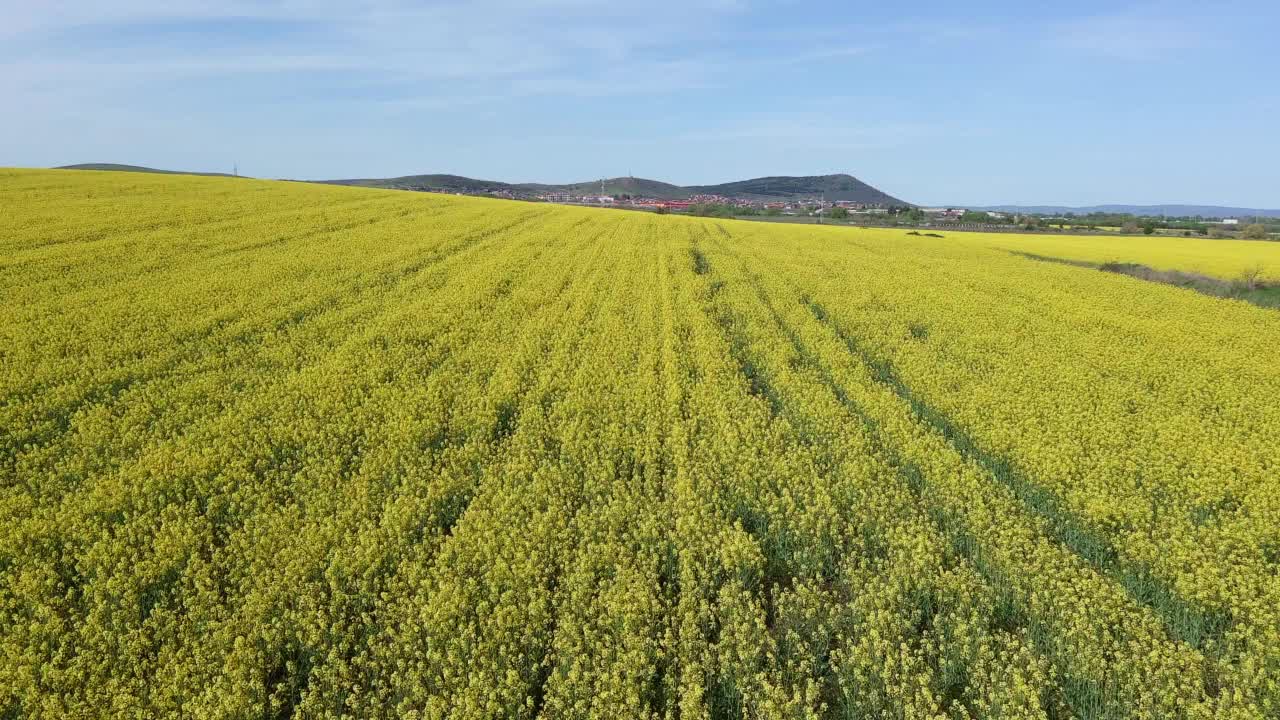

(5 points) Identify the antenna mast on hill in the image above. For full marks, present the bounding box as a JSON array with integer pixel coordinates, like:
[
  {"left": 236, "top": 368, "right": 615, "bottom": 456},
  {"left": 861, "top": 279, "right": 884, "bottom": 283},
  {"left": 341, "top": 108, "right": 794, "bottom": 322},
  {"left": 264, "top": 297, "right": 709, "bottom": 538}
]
[{"left": 233, "top": 163, "right": 239, "bottom": 177}]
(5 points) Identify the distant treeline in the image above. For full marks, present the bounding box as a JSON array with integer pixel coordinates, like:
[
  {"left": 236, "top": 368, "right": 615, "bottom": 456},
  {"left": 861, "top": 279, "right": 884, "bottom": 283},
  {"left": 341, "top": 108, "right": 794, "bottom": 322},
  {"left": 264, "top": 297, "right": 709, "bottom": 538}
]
[
  {"left": 1043, "top": 211, "right": 1277, "bottom": 232},
  {"left": 686, "top": 203, "right": 783, "bottom": 218},
  {"left": 675, "top": 204, "right": 1276, "bottom": 239},
  {"left": 959, "top": 211, "right": 1277, "bottom": 238}
]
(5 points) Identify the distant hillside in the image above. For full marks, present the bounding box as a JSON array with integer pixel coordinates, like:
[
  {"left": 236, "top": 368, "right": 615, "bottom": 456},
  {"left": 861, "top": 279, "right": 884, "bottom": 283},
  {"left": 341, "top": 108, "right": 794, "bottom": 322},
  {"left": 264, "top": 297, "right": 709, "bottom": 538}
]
[
  {"left": 56, "top": 163, "right": 240, "bottom": 178},
  {"left": 320, "top": 172, "right": 910, "bottom": 205},
  {"left": 58, "top": 165, "right": 906, "bottom": 204},
  {"left": 980, "top": 204, "right": 1280, "bottom": 219},
  {"left": 691, "top": 174, "right": 907, "bottom": 204},
  {"left": 528, "top": 177, "right": 689, "bottom": 200},
  {"left": 325, "top": 174, "right": 514, "bottom": 193}
]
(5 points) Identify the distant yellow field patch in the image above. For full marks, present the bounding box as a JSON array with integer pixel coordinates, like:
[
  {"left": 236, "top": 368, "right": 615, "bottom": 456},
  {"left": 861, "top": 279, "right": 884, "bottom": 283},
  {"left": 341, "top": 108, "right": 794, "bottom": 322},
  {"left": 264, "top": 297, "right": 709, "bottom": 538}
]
[{"left": 895, "top": 227, "right": 1280, "bottom": 281}]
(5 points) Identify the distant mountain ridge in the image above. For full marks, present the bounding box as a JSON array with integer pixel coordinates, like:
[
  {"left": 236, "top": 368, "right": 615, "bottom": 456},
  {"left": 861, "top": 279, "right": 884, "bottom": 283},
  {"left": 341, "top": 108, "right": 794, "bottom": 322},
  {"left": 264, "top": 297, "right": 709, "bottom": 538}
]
[
  {"left": 53, "top": 164, "right": 907, "bottom": 203},
  {"left": 56, "top": 163, "right": 240, "bottom": 178},
  {"left": 58, "top": 165, "right": 1273, "bottom": 216},
  {"left": 979, "top": 204, "right": 1280, "bottom": 219},
  {"left": 687, "top": 175, "right": 898, "bottom": 202},
  {"left": 321, "top": 172, "right": 911, "bottom": 205}
]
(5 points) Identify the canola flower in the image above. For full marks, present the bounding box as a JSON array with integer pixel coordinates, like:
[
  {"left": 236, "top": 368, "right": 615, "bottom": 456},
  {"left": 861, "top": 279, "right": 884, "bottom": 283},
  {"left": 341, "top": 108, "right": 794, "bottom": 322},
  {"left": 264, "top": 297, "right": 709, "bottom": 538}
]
[{"left": 0, "top": 168, "right": 1277, "bottom": 719}]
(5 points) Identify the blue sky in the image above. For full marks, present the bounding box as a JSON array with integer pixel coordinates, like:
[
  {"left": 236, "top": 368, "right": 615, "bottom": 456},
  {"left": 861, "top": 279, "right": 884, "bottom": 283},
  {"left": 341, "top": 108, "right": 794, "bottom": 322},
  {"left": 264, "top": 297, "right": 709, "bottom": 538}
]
[{"left": 2, "top": 0, "right": 1277, "bottom": 206}]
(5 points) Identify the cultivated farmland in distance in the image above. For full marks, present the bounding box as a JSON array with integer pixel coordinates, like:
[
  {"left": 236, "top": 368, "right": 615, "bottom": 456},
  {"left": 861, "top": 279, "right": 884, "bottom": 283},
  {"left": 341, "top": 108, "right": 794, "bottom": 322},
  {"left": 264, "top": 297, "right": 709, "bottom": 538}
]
[
  {"left": 959, "top": 230, "right": 1280, "bottom": 282},
  {"left": 2, "top": 168, "right": 1279, "bottom": 719}
]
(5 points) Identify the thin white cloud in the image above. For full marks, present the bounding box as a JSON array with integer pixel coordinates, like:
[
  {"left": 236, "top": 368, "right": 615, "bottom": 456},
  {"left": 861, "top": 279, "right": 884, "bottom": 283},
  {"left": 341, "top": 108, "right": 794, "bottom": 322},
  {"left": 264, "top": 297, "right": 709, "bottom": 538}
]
[
  {"left": 0, "top": 0, "right": 758, "bottom": 109},
  {"left": 1050, "top": 5, "right": 1215, "bottom": 61},
  {"left": 675, "top": 111, "right": 942, "bottom": 152},
  {"left": 0, "top": 0, "right": 904, "bottom": 111},
  {"left": 771, "top": 45, "right": 874, "bottom": 66}
]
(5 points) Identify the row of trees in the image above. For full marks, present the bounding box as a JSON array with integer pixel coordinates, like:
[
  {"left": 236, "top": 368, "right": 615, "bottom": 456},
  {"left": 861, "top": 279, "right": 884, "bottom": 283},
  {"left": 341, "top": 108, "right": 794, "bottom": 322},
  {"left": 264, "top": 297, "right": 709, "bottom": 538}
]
[{"left": 1116, "top": 220, "right": 1272, "bottom": 238}]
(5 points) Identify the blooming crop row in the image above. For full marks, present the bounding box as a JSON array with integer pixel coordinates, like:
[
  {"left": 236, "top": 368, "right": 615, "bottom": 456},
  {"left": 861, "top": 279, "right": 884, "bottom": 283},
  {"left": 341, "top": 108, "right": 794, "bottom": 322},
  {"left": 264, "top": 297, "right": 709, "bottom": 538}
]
[{"left": 1, "top": 169, "right": 1276, "bottom": 718}]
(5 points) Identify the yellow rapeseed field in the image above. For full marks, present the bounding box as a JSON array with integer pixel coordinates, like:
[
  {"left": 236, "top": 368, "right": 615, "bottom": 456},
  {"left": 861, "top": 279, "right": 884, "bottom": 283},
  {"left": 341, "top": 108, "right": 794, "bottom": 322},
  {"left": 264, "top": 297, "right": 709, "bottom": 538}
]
[
  {"left": 943, "top": 228, "right": 1280, "bottom": 281},
  {"left": 2, "top": 168, "right": 1278, "bottom": 719}
]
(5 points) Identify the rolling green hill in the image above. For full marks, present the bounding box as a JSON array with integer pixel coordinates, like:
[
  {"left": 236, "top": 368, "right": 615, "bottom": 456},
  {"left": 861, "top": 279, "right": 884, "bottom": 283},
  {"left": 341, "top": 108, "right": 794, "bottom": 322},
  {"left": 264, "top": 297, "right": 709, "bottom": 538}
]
[
  {"left": 525, "top": 176, "right": 688, "bottom": 199},
  {"left": 323, "top": 174, "right": 514, "bottom": 193},
  {"left": 689, "top": 173, "right": 904, "bottom": 203},
  {"left": 321, "top": 172, "right": 909, "bottom": 204},
  {"left": 59, "top": 164, "right": 907, "bottom": 204}
]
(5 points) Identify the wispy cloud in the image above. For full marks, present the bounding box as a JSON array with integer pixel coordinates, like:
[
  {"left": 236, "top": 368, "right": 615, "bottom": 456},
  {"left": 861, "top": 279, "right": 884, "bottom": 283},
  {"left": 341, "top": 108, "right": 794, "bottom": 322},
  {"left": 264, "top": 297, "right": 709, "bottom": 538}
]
[
  {"left": 0, "top": 0, "right": 752, "bottom": 105},
  {"left": 0, "top": 1, "right": 915, "bottom": 113},
  {"left": 1049, "top": 5, "right": 1215, "bottom": 61},
  {"left": 772, "top": 45, "right": 875, "bottom": 66},
  {"left": 675, "top": 111, "right": 942, "bottom": 152}
]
